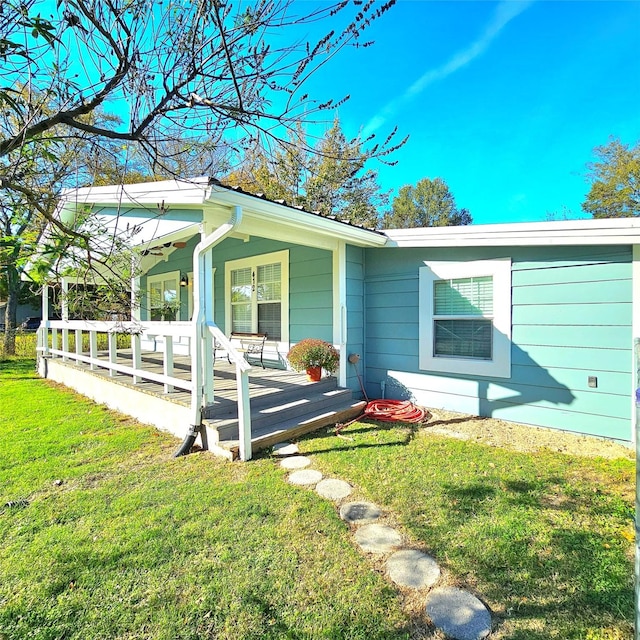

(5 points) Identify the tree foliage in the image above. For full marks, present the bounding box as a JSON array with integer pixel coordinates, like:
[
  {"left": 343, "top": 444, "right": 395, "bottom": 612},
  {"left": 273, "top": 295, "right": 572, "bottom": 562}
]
[
  {"left": 0, "top": 0, "right": 402, "bottom": 353},
  {"left": 225, "top": 118, "right": 390, "bottom": 228},
  {"left": 582, "top": 138, "right": 640, "bottom": 218},
  {"left": 383, "top": 177, "right": 472, "bottom": 228}
]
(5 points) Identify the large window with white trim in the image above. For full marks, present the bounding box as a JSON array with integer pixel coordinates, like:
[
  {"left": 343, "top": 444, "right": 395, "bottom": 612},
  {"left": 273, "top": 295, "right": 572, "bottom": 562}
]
[
  {"left": 225, "top": 250, "right": 289, "bottom": 342},
  {"left": 419, "top": 259, "right": 512, "bottom": 378}
]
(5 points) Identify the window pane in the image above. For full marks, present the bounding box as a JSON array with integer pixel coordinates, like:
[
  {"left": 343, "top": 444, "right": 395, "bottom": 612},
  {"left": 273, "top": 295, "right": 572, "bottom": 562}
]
[
  {"left": 258, "top": 303, "right": 281, "bottom": 340},
  {"left": 434, "top": 276, "right": 493, "bottom": 316},
  {"left": 232, "top": 268, "right": 252, "bottom": 287},
  {"left": 434, "top": 319, "right": 492, "bottom": 359},
  {"left": 232, "top": 303, "right": 252, "bottom": 333},
  {"left": 257, "top": 263, "right": 281, "bottom": 302}
]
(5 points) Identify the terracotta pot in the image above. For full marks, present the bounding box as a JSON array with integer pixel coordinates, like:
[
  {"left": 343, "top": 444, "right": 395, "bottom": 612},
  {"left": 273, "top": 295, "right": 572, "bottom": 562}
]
[{"left": 306, "top": 366, "right": 322, "bottom": 382}]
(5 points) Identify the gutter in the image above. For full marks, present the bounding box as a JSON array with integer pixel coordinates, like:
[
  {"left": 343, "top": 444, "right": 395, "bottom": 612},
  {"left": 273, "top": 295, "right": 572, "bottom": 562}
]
[{"left": 175, "top": 205, "right": 243, "bottom": 457}]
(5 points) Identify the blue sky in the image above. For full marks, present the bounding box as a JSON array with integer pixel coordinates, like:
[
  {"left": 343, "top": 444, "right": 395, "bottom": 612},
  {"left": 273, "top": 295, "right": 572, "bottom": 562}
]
[{"left": 302, "top": 0, "right": 640, "bottom": 225}]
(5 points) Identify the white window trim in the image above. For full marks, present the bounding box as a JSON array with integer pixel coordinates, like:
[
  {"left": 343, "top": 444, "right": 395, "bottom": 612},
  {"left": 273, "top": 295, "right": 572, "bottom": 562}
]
[
  {"left": 224, "top": 250, "right": 289, "bottom": 343},
  {"left": 419, "top": 259, "right": 512, "bottom": 378},
  {"left": 147, "top": 270, "right": 181, "bottom": 321}
]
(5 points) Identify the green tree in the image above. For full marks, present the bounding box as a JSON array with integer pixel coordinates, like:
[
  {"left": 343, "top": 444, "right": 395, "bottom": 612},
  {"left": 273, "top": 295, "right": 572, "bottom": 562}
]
[
  {"left": 383, "top": 177, "right": 473, "bottom": 228},
  {"left": 226, "top": 118, "right": 391, "bottom": 228},
  {"left": 306, "top": 118, "right": 389, "bottom": 227},
  {"left": 582, "top": 138, "right": 640, "bottom": 218},
  {"left": 0, "top": 0, "right": 401, "bottom": 353}
]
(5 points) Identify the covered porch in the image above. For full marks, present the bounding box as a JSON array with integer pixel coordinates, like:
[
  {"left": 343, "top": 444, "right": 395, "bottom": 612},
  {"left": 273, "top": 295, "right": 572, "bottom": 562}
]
[{"left": 37, "top": 319, "right": 365, "bottom": 460}]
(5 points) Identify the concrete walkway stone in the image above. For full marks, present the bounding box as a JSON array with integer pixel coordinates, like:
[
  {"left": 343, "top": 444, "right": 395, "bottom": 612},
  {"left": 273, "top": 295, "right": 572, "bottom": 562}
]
[
  {"left": 287, "top": 469, "right": 323, "bottom": 486},
  {"left": 272, "top": 442, "right": 299, "bottom": 457},
  {"left": 339, "top": 501, "right": 381, "bottom": 524},
  {"left": 386, "top": 549, "right": 441, "bottom": 589},
  {"left": 354, "top": 524, "right": 402, "bottom": 554},
  {"left": 280, "top": 455, "right": 311, "bottom": 470},
  {"left": 425, "top": 587, "right": 491, "bottom": 640},
  {"left": 315, "top": 478, "right": 352, "bottom": 501}
]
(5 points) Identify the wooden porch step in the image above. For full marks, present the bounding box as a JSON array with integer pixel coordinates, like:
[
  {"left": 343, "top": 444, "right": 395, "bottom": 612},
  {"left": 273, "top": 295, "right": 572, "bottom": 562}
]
[
  {"left": 203, "top": 375, "right": 338, "bottom": 419},
  {"left": 213, "top": 399, "right": 367, "bottom": 460},
  {"left": 210, "top": 386, "right": 354, "bottom": 442}
]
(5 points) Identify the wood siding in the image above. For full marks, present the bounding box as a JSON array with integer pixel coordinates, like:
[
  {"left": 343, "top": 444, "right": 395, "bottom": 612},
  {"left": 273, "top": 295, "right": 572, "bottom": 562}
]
[
  {"left": 346, "top": 245, "right": 365, "bottom": 395},
  {"left": 363, "top": 245, "right": 633, "bottom": 441},
  {"left": 144, "top": 236, "right": 334, "bottom": 343}
]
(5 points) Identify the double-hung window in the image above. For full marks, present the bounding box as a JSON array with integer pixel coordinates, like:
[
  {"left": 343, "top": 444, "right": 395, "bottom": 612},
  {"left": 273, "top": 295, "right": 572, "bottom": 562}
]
[
  {"left": 225, "top": 250, "right": 289, "bottom": 342},
  {"left": 419, "top": 259, "right": 511, "bottom": 378}
]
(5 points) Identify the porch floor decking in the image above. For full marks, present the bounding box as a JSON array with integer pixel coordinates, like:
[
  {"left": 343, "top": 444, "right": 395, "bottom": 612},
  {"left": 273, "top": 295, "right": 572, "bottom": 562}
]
[{"left": 53, "top": 350, "right": 365, "bottom": 458}]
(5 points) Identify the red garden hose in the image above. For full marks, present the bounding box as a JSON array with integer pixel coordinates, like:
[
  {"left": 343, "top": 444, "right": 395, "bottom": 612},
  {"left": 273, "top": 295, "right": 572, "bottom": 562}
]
[{"left": 362, "top": 399, "right": 429, "bottom": 423}]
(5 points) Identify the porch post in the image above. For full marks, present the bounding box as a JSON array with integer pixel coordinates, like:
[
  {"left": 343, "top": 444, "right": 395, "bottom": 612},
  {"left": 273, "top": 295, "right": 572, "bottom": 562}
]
[
  {"left": 61, "top": 278, "right": 69, "bottom": 362},
  {"left": 202, "top": 246, "right": 214, "bottom": 405},
  {"left": 131, "top": 274, "right": 141, "bottom": 322},
  {"left": 332, "top": 241, "right": 348, "bottom": 387},
  {"left": 237, "top": 368, "right": 252, "bottom": 461},
  {"left": 40, "top": 285, "right": 50, "bottom": 357}
]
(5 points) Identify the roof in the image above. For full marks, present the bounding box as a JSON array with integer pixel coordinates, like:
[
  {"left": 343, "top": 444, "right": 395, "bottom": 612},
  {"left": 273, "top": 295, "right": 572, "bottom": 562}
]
[
  {"left": 58, "top": 177, "right": 388, "bottom": 250},
  {"left": 383, "top": 218, "right": 640, "bottom": 247}
]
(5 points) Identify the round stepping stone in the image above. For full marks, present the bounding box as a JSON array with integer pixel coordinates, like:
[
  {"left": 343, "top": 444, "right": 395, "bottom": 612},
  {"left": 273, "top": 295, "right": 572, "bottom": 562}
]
[
  {"left": 386, "top": 549, "right": 441, "bottom": 589},
  {"left": 280, "top": 456, "right": 311, "bottom": 470},
  {"left": 316, "top": 478, "right": 352, "bottom": 501},
  {"left": 339, "top": 501, "right": 381, "bottom": 524},
  {"left": 354, "top": 524, "right": 402, "bottom": 554},
  {"left": 272, "top": 442, "right": 299, "bottom": 457},
  {"left": 287, "top": 469, "right": 323, "bottom": 486},
  {"left": 425, "top": 587, "right": 491, "bottom": 640}
]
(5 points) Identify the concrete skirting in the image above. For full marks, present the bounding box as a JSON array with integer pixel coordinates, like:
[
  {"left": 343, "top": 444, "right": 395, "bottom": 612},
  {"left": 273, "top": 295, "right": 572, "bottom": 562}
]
[{"left": 40, "top": 357, "right": 190, "bottom": 440}]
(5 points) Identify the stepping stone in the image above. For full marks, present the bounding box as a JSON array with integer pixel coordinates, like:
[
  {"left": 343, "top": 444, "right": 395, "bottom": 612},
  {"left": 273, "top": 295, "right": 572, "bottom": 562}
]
[
  {"left": 354, "top": 524, "right": 402, "bottom": 554},
  {"left": 273, "top": 442, "right": 299, "bottom": 457},
  {"left": 386, "top": 549, "right": 441, "bottom": 589},
  {"left": 316, "top": 478, "right": 352, "bottom": 501},
  {"left": 425, "top": 587, "right": 491, "bottom": 640},
  {"left": 280, "top": 456, "right": 311, "bottom": 470},
  {"left": 288, "top": 469, "right": 323, "bottom": 486},
  {"left": 339, "top": 501, "right": 381, "bottom": 524}
]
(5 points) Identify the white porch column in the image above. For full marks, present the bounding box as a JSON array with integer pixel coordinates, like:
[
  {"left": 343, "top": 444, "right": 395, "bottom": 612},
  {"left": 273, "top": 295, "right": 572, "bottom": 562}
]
[
  {"left": 332, "top": 241, "right": 348, "bottom": 388},
  {"left": 61, "top": 278, "right": 69, "bottom": 361},
  {"left": 202, "top": 247, "right": 214, "bottom": 405},
  {"left": 40, "top": 285, "right": 50, "bottom": 357},
  {"left": 131, "top": 274, "right": 141, "bottom": 322}
]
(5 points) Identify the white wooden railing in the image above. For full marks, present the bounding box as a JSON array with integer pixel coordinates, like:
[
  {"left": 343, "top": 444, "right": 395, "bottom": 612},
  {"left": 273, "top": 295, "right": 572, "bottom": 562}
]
[
  {"left": 36, "top": 318, "right": 254, "bottom": 461},
  {"left": 37, "top": 320, "right": 194, "bottom": 393}
]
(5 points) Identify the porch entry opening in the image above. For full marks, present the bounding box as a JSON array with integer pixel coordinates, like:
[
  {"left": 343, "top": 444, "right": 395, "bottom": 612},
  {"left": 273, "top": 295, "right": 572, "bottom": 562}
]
[{"left": 231, "top": 262, "right": 282, "bottom": 340}]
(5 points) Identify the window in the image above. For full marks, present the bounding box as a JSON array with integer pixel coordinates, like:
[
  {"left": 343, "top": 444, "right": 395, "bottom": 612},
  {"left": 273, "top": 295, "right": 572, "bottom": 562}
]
[
  {"left": 147, "top": 271, "right": 180, "bottom": 321},
  {"left": 419, "top": 259, "right": 511, "bottom": 378},
  {"left": 225, "top": 250, "right": 289, "bottom": 342}
]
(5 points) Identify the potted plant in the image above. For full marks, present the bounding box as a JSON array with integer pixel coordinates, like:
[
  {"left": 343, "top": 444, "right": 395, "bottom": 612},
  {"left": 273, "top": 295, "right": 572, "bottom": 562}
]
[{"left": 287, "top": 338, "right": 339, "bottom": 381}]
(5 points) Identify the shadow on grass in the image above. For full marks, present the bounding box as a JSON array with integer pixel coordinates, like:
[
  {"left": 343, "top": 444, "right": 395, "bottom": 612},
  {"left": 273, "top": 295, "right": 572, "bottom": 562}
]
[{"left": 298, "top": 419, "right": 422, "bottom": 457}]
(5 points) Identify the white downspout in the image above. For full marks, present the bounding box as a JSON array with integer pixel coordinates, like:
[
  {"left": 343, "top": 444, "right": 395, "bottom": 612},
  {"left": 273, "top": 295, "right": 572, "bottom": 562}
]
[{"left": 189, "top": 205, "right": 243, "bottom": 441}]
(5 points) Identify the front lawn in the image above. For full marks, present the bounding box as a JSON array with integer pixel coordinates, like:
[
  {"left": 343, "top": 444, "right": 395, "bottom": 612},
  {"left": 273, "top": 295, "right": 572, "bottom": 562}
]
[{"left": 0, "top": 358, "right": 634, "bottom": 639}]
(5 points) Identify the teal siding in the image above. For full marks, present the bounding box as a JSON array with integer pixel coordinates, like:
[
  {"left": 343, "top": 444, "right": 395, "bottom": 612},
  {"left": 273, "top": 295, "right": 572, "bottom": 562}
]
[
  {"left": 363, "top": 244, "right": 633, "bottom": 442},
  {"left": 141, "top": 235, "right": 199, "bottom": 321},
  {"left": 289, "top": 247, "right": 333, "bottom": 342},
  {"left": 346, "top": 245, "right": 365, "bottom": 395},
  {"left": 146, "top": 235, "right": 334, "bottom": 342}
]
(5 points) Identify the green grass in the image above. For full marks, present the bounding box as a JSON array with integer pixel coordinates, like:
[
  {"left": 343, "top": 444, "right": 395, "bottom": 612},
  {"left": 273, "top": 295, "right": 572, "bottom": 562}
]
[
  {"left": 0, "top": 359, "right": 635, "bottom": 639},
  {"left": 299, "top": 421, "right": 635, "bottom": 639},
  {"left": 0, "top": 360, "right": 408, "bottom": 640}
]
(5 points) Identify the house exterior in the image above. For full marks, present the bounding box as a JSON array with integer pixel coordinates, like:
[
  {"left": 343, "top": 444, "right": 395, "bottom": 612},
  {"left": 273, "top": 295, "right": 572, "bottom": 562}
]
[{"left": 37, "top": 178, "right": 640, "bottom": 458}]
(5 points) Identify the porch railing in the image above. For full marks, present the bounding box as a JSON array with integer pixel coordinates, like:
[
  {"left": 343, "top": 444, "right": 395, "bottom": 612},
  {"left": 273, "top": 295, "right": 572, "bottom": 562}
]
[
  {"left": 36, "top": 319, "right": 254, "bottom": 461},
  {"left": 37, "top": 320, "right": 194, "bottom": 393}
]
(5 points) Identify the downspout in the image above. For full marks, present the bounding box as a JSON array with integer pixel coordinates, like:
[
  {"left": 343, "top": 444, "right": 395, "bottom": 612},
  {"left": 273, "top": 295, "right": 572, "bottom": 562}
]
[{"left": 173, "top": 205, "right": 243, "bottom": 457}]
